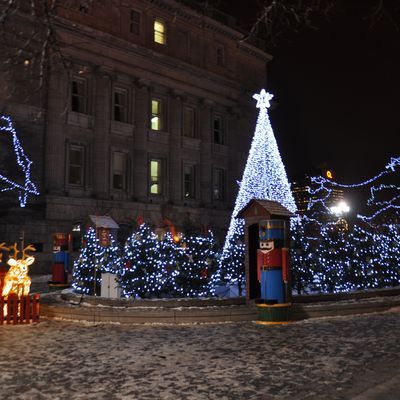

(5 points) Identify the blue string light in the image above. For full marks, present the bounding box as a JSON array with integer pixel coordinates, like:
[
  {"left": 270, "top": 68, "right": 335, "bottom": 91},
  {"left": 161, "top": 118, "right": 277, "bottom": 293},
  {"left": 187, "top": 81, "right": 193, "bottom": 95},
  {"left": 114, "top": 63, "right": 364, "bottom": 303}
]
[
  {"left": 0, "top": 115, "right": 39, "bottom": 207},
  {"left": 292, "top": 157, "right": 399, "bottom": 294}
]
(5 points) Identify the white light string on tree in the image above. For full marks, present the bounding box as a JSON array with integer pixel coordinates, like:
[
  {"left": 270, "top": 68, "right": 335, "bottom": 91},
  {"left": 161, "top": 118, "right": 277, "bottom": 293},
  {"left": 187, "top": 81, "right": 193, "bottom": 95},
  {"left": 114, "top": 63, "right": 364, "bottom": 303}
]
[{"left": 219, "top": 89, "right": 296, "bottom": 284}]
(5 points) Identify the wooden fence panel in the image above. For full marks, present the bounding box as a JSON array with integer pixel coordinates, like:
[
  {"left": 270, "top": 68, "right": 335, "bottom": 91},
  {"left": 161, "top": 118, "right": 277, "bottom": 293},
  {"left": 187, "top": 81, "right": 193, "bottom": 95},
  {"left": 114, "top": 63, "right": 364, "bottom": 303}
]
[{"left": 1, "top": 294, "right": 40, "bottom": 325}]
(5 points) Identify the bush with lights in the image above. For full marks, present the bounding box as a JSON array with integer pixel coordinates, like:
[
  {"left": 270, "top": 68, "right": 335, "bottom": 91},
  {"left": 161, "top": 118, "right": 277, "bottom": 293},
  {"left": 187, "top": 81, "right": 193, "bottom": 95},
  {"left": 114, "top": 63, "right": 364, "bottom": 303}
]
[
  {"left": 72, "top": 227, "right": 122, "bottom": 295},
  {"left": 118, "top": 223, "right": 167, "bottom": 298},
  {"left": 173, "top": 231, "right": 219, "bottom": 298},
  {"left": 291, "top": 157, "right": 400, "bottom": 294}
]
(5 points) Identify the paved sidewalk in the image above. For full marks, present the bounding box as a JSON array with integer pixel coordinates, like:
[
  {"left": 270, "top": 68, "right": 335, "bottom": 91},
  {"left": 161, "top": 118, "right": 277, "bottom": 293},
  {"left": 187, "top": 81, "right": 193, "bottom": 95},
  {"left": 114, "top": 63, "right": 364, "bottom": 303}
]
[{"left": 0, "top": 308, "right": 399, "bottom": 399}]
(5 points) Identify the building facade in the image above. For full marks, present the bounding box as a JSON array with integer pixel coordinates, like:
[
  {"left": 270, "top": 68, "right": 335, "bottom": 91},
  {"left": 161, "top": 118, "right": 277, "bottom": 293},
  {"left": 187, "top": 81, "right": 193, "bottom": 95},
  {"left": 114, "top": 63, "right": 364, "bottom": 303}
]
[{"left": 0, "top": 0, "right": 271, "bottom": 271}]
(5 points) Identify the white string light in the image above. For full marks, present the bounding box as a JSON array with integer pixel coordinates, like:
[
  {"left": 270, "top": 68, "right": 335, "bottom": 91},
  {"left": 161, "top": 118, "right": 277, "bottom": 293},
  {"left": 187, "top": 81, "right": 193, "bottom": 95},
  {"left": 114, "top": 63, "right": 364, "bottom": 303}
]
[{"left": 0, "top": 115, "right": 39, "bottom": 207}]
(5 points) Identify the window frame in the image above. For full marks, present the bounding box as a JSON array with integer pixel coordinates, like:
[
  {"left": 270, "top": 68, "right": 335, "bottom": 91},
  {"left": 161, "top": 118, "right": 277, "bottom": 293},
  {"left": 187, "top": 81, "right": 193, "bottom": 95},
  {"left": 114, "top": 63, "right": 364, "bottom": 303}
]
[
  {"left": 67, "top": 144, "right": 85, "bottom": 187},
  {"left": 150, "top": 97, "right": 165, "bottom": 131},
  {"left": 216, "top": 44, "right": 226, "bottom": 66},
  {"left": 212, "top": 167, "right": 225, "bottom": 201},
  {"left": 213, "top": 114, "right": 224, "bottom": 144},
  {"left": 130, "top": 9, "right": 141, "bottom": 35},
  {"left": 149, "top": 158, "right": 163, "bottom": 196},
  {"left": 113, "top": 87, "right": 128, "bottom": 123},
  {"left": 112, "top": 151, "right": 128, "bottom": 191},
  {"left": 154, "top": 18, "right": 166, "bottom": 45},
  {"left": 71, "top": 76, "right": 88, "bottom": 114},
  {"left": 183, "top": 106, "right": 196, "bottom": 138},
  {"left": 183, "top": 163, "right": 196, "bottom": 199}
]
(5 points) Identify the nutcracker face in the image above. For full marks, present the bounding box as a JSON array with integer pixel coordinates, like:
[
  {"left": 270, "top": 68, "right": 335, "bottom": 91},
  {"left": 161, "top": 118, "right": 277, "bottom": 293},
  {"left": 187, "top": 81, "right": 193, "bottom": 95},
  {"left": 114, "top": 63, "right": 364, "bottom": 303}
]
[{"left": 259, "top": 239, "right": 274, "bottom": 253}]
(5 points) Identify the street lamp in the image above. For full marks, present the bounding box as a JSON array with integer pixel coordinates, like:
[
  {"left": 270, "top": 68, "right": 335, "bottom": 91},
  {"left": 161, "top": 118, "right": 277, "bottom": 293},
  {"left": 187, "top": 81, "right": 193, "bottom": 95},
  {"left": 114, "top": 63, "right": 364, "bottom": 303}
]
[{"left": 330, "top": 201, "right": 350, "bottom": 216}]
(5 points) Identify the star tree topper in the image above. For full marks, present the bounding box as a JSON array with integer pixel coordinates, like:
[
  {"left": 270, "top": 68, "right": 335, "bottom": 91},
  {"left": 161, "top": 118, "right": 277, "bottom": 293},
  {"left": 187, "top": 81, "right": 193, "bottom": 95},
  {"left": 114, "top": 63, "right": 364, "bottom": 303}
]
[{"left": 253, "top": 89, "right": 274, "bottom": 109}]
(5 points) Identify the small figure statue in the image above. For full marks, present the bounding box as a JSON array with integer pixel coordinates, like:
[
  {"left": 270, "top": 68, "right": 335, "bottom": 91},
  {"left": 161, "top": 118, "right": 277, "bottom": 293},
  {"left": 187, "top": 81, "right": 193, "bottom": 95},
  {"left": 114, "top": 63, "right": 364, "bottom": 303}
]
[{"left": 257, "top": 221, "right": 289, "bottom": 303}]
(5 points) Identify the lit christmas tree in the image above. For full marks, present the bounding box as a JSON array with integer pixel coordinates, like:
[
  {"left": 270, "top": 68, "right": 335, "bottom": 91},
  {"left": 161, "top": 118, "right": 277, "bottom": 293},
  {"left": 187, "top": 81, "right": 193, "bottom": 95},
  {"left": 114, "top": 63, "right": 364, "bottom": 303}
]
[
  {"left": 175, "top": 231, "right": 219, "bottom": 297},
  {"left": 158, "top": 232, "right": 181, "bottom": 297},
  {"left": 219, "top": 89, "right": 297, "bottom": 285},
  {"left": 72, "top": 227, "right": 103, "bottom": 295},
  {"left": 100, "top": 236, "right": 121, "bottom": 275},
  {"left": 119, "top": 223, "right": 167, "bottom": 298}
]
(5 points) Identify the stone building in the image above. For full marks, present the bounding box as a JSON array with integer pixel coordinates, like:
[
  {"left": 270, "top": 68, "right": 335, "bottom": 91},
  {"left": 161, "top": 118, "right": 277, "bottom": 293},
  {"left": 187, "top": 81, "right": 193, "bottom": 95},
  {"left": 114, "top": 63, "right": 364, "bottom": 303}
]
[{"left": 0, "top": 0, "right": 270, "bottom": 271}]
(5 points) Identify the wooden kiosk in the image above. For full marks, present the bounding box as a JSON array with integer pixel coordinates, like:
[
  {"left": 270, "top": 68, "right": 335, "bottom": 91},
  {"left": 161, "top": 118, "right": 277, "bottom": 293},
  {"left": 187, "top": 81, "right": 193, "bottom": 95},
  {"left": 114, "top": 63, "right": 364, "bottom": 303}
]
[{"left": 237, "top": 199, "right": 295, "bottom": 324}]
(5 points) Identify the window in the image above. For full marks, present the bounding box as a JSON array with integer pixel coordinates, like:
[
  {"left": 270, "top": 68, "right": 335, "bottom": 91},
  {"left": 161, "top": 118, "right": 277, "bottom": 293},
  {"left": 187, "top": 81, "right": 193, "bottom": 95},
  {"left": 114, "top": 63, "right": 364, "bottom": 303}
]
[
  {"left": 212, "top": 168, "right": 224, "bottom": 200},
  {"left": 113, "top": 88, "right": 127, "bottom": 122},
  {"left": 183, "top": 106, "right": 195, "bottom": 138},
  {"left": 217, "top": 45, "right": 226, "bottom": 66},
  {"left": 79, "top": 1, "right": 89, "bottom": 13},
  {"left": 213, "top": 115, "right": 223, "bottom": 144},
  {"left": 177, "top": 30, "right": 189, "bottom": 58},
  {"left": 71, "top": 77, "right": 87, "bottom": 114},
  {"left": 150, "top": 159, "right": 163, "bottom": 195},
  {"left": 154, "top": 19, "right": 166, "bottom": 45},
  {"left": 112, "top": 152, "right": 127, "bottom": 190},
  {"left": 183, "top": 164, "right": 195, "bottom": 199},
  {"left": 151, "top": 98, "right": 163, "bottom": 130},
  {"left": 68, "top": 145, "right": 84, "bottom": 186},
  {"left": 130, "top": 10, "right": 141, "bottom": 35}
]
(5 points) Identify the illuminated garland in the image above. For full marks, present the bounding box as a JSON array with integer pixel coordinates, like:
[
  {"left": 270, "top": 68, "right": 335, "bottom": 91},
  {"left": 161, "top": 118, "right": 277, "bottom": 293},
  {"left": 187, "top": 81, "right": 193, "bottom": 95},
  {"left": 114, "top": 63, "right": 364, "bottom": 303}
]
[
  {"left": 219, "top": 89, "right": 296, "bottom": 283},
  {"left": 0, "top": 115, "right": 39, "bottom": 207},
  {"left": 309, "top": 157, "right": 400, "bottom": 223}
]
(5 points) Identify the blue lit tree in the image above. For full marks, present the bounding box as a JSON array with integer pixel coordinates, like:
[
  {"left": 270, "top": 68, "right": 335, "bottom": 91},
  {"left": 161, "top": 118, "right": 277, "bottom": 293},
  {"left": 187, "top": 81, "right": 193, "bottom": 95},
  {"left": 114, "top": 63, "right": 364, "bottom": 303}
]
[
  {"left": 100, "top": 236, "right": 122, "bottom": 275},
  {"left": 158, "top": 232, "right": 181, "bottom": 297},
  {"left": 119, "top": 223, "right": 167, "bottom": 298},
  {"left": 219, "top": 89, "right": 297, "bottom": 285},
  {"left": 72, "top": 227, "right": 103, "bottom": 295},
  {"left": 175, "top": 231, "right": 219, "bottom": 297},
  {"left": 291, "top": 157, "right": 400, "bottom": 294}
]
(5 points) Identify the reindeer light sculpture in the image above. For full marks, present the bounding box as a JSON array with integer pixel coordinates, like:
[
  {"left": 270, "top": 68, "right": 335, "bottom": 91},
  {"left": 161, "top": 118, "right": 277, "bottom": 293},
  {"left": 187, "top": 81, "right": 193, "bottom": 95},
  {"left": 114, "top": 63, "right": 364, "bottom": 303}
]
[{"left": 1, "top": 244, "right": 36, "bottom": 298}]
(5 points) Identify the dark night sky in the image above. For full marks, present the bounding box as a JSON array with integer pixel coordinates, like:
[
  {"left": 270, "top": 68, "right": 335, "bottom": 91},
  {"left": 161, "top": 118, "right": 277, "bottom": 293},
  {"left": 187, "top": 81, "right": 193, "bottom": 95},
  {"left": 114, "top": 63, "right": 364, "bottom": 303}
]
[{"left": 227, "top": 2, "right": 400, "bottom": 186}]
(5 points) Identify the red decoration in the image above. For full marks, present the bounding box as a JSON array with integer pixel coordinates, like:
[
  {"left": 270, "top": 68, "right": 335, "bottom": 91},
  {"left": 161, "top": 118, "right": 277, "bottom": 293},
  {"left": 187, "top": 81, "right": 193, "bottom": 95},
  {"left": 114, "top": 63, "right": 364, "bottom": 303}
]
[
  {"left": 136, "top": 215, "right": 144, "bottom": 226},
  {"left": 200, "top": 269, "right": 208, "bottom": 278},
  {"left": 125, "top": 260, "right": 132, "bottom": 269}
]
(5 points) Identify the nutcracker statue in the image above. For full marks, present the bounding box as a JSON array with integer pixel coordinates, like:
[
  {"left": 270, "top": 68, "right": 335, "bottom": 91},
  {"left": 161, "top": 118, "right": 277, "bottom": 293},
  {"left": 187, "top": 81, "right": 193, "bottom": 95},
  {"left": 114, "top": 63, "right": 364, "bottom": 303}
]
[{"left": 257, "top": 220, "right": 290, "bottom": 304}]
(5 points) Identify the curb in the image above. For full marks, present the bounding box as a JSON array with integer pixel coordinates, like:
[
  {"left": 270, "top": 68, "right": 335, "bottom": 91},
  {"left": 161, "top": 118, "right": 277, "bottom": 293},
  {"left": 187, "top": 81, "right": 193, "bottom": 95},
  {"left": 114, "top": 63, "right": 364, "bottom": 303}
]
[{"left": 39, "top": 291, "right": 400, "bottom": 325}]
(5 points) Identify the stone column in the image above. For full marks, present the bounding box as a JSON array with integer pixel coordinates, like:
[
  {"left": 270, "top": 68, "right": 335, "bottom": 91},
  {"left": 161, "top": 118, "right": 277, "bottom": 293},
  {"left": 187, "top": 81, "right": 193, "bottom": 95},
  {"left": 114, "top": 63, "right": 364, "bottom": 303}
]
[
  {"left": 92, "top": 71, "right": 111, "bottom": 199},
  {"left": 44, "top": 69, "right": 68, "bottom": 194}
]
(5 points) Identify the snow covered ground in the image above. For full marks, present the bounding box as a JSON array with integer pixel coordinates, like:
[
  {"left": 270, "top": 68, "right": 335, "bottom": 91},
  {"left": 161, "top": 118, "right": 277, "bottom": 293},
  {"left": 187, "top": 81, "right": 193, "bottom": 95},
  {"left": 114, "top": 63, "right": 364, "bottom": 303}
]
[{"left": 0, "top": 308, "right": 399, "bottom": 399}]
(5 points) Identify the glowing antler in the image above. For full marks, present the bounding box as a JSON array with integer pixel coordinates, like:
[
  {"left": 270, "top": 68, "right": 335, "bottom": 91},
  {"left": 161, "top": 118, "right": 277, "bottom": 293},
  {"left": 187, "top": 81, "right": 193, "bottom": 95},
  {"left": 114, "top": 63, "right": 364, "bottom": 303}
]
[
  {"left": 0, "top": 242, "right": 10, "bottom": 262},
  {"left": 22, "top": 244, "right": 36, "bottom": 260}
]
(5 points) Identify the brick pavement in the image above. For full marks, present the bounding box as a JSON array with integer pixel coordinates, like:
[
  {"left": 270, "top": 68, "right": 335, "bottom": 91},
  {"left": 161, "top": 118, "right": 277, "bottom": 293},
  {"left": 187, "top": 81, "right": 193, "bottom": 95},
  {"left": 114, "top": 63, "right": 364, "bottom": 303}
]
[{"left": 0, "top": 308, "right": 399, "bottom": 399}]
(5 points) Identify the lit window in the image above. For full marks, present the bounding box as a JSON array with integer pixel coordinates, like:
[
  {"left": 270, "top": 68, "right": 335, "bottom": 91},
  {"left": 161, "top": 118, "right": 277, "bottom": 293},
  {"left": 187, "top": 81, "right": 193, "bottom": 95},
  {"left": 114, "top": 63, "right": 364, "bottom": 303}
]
[
  {"left": 71, "top": 77, "right": 87, "bottom": 114},
  {"left": 183, "top": 107, "right": 195, "bottom": 138},
  {"left": 213, "top": 115, "right": 223, "bottom": 144},
  {"left": 150, "top": 159, "right": 162, "bottom": 195},
  {"left": 113, "top": 88, "right": 127, "bottom": 122},
  {"left": 183, "top": 164, "right": 195, "bottom": 199},
  {"left": 130, "top": 10, "right": 141, "bottom": 35},
  {"left": 154, "top": 19, "right": 166, "bottom": 44},
  {"left": 151, "top": 99, "right": 163, "bottom": 130},
  {"left": 112, "top": 152, "right": 127, "bottom": 190},
  {"left": 212, "top": 168, "right": 224, "bottom": 200},
  {"left": 68, "top": 145, "right": 84, "bottom": 186}
]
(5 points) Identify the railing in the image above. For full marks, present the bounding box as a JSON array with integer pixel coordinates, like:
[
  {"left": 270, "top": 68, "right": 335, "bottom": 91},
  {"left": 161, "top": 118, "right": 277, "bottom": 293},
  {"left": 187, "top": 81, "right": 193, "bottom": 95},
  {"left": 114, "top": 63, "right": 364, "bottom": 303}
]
[{"left": 1, "top": 294, "right": 40, "bottom": 325}]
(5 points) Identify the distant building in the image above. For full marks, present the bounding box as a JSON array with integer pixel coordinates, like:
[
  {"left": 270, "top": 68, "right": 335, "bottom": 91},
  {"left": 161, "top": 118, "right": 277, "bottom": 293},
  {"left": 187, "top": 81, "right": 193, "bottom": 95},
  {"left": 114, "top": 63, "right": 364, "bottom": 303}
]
[
  {"left": 291, "top": 168, "right": 344, "bottom": 215},
  {"left": 0, "top": 0, "right": 271, "bottom": 271}
]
